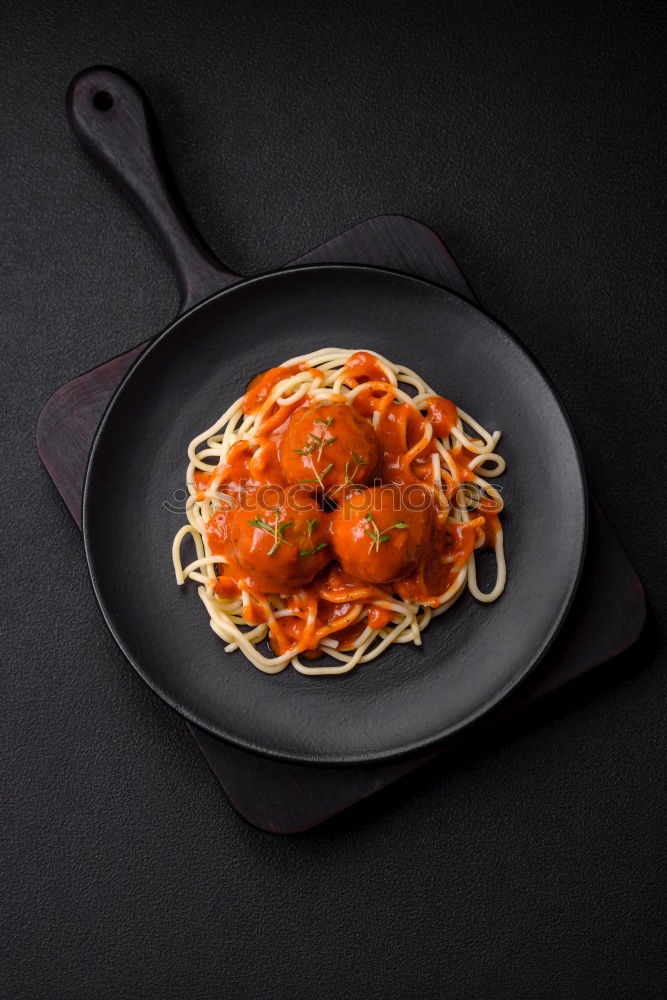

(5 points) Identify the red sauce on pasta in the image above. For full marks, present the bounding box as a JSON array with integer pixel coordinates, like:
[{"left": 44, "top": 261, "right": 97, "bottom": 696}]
[{"left": 188, "top": 353, "right": 501, "bottom": 658}]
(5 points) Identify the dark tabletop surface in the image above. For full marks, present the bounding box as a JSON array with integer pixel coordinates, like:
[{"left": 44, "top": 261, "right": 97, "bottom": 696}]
[{"left": 2, "top": 2, "right": 665, "bottom": 998}]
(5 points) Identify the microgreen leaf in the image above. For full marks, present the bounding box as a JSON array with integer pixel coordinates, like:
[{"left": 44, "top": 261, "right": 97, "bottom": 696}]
[
  {"left": 248, "top": 511, "right": 294, "bottom": 555},
  {"left": 362, "top": 511, "right": 409, "bottom": 553},
  {"left": 300, "top": 542, "right": 327, "bottom": 557}
]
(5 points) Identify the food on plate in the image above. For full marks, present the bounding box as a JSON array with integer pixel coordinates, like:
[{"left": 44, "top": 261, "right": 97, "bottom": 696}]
[{"left": 172, "top": 349, "right": 506, "bottom": 675}]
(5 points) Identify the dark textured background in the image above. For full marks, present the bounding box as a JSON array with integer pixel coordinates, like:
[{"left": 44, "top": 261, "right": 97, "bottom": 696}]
[{"left": 1, "top": 2, "right": 665, "bottom": 998}]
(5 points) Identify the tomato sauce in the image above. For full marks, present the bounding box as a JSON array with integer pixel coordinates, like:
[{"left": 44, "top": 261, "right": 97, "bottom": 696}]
[
  {"left": 200, "top": 357, "right": 501, "bottom": 657},
  {"left": 242, "top": 363, "right": 306, "bottom": 413},
  {"left": 342, "top": 350, "right": 391, "bottom": 385}
]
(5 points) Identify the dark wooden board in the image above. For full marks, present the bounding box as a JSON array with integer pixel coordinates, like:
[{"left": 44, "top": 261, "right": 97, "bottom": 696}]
[{"left": 37, "top": 215, "right": 645, "bottom": 833}]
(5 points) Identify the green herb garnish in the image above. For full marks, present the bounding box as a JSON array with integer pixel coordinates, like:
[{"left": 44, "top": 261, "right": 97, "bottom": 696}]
[
  {"left": 342, "top": 451, "right": 370, "bottom": 488},
  {"left": 363, "top": 512, "right": 409, "bottom": 553},
  {"left": 308, "top": 432, "right": 338, "bottom": 460},
  {"left": 293, "top": 419, "right": 337, "bottom": 460},
  {"left": 300, "top": 542, "right": 327, "bottom": 557},
  {"left": 302, "top": 461, "right": 334, "bottom": 489},
  {"left": 248, "top": 509, "right": 294, "bottom": 555}
]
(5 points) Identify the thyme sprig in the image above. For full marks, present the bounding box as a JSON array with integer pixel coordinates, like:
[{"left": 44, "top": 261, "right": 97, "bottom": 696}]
[
  {"left": 310, "top": 432, "right": 338, "bottom": 460},
  {"left": 300, "top": 542, "right": 327, "bottom": 557},
  {"left": 300, "top": 517, "right": 324, "bottom": 556},
  {"left": 343, "top": 451, "right": 370, "bottom": 487},
  {"left": 301, "top": 461, "right": 334, "bottom": 489},
  {"left": 293, "top": 435, "right": 338, "bottom": 458},
  {"left": 248, "top": 509, "right": 294, "bottom": 555},
  {"left": 363, "top": 512, "right": 409, "bottom": 553},
  {"left": 293, "top": 414, "right": 338, "bottom": 461},
  {"left": 294, "top": 416, "right": 339, "bottom": 486}
]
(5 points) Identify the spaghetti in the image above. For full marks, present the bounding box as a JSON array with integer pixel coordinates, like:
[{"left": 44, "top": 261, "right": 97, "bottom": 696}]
[{"left": 172, "top": 348, "right": 506, "bottom": 675}]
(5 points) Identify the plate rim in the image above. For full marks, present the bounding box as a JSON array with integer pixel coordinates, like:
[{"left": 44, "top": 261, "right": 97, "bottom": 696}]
[{"left": 82, "top": 263, "right": 589, "bottom": 764}]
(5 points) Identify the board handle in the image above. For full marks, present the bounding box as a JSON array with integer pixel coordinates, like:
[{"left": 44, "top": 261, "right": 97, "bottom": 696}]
[{"left": 66, "top": 66, "right": 241, "bottom": 313}]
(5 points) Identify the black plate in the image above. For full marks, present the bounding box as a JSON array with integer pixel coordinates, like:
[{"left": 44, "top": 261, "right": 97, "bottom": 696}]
[{"left": 83, "top": 264, "right": 587, "bottom": 764}]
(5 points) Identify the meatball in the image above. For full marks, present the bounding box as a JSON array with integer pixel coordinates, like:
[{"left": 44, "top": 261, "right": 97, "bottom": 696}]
[
  {"left": 206, "top": 492, "right": 331, "bottom": 593},
  {"left": 330, "top": 484, "right": 433, "bottom": 584},
  {"left": 279, "top": 402, "right": 380, "bottom": 491}
]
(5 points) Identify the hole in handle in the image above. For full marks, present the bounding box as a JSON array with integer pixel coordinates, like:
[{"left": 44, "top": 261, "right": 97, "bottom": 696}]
[{"left": 93, "top": 91, "right": 114, "bottom": 111}]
